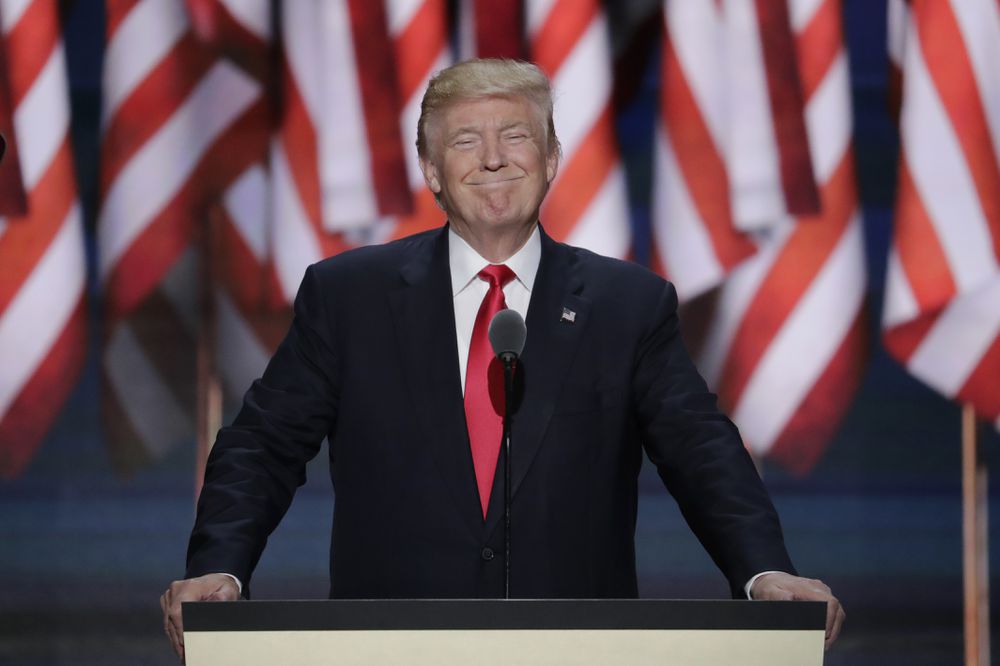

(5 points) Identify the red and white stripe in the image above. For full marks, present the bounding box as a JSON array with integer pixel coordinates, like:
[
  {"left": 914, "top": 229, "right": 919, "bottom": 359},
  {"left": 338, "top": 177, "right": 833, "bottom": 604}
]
[
  {"left": 378, "top": 0, "right": 452, "bottom": 242},
  {"left": 526, "top": 0, "right": 630, "bottom": 258},
  {"left": 214, "top": 162, "right": 285, "bottom": 398},
  {"left": 98, "top": 0, "right": 266, "bottom": 471},
  {"left": 270, "top": 0, "right": 413, "bottom": 301},
  {"left": 653, "top": 0, "right": 819, "bottom": 301},
  {"left": 661, "top": 0, "right": 866, "bottom": 473},
  {"left": 268, "top": 0, "right": 344, "bottom": 301},
  {"left": 186, "top": 0, "right": 271, "bottom": 75},
  {"left": 0, "top": 0, "right": 86, "bottom": 478},
  {"left": 884, "top": 0, "right": 1000, "bottom": 429},
  {"left": 184, "top": 0, "right": 284, "bottom": 398},
  {"left": 306, "top": 0, "right": 411, "bottom": 232},
  {"left": 186, "top": 0, "right": 432, "bottom": 395},
  {"left": 200, "top": 0, "right": 430, "bottom": 394}
]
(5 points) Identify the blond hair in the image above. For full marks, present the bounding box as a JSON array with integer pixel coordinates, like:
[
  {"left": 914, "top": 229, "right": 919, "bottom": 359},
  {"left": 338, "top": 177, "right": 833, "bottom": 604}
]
[{"left": 416, "top": 58, "right": 560, "bottom": 159}]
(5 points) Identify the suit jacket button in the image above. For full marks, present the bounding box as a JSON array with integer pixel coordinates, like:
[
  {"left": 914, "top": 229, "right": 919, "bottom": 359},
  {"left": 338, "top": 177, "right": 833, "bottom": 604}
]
[{"left": 481, "top": 547, "right": 495, "bottom": 561}]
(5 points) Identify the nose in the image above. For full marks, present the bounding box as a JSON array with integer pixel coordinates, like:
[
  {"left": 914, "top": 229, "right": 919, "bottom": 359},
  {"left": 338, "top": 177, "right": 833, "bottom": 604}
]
[{"left": 480, "top": 135, "right": 507, "bottom": 171}]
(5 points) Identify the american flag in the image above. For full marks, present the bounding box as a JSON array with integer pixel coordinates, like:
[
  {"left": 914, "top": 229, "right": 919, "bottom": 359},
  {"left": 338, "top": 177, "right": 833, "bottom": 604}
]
[
  {"left": 192, "top": 0, "right": 442, "bottom": 481},
  {"left": 0, "top": 0, "right": 86, "bottom": 478},
  {"left": 884, "top": 0, "right": 1000, "bottom": 429},
  {"left": 98, "top": 0, "right": 266, "bottom": 471},
  {"left": 98, "top": 0, "right": 423, "bottom": 471},
  {"left": 75, "top": 0, "right": 878, "bottom": 477},
  {"left": 183, "top": 0, "right": 279, "bottom": 402},
  {"left": 268, "top": 0, "right": 412, "bottom": 300},
  {"left": 528, "top": 0, "right": 630, "bottom": 258},
  {"left": 211, "top": 0, "right": 449, "bottom": 394},
  {"left": 382, "top": 0, "right": 453, "bottom": 242},
  {"left": 654, "top": 0, "right": 866, "bottom": 473}
]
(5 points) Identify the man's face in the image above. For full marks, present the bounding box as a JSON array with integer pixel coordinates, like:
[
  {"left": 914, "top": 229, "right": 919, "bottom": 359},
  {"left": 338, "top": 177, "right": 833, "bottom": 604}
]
[{"left": 419, "top": 95, "right": 558, "bottom": 239}]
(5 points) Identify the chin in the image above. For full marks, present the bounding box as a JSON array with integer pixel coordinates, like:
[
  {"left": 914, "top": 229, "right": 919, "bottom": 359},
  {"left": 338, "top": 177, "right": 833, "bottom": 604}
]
[{"left": 483, "top": 209, "right": 529, "bottom": 226}]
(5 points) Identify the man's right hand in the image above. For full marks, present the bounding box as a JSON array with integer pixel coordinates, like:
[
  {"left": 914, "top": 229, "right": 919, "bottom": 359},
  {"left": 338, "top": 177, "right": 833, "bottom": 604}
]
[{"left": 160, "top": 573, "right": 240, "bottom": 663}]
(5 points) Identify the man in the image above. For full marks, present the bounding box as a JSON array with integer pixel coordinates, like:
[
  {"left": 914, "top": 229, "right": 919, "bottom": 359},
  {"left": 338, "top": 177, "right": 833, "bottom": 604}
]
[{"left": 162, "top": 59, "right": 844, "bottom": 660}]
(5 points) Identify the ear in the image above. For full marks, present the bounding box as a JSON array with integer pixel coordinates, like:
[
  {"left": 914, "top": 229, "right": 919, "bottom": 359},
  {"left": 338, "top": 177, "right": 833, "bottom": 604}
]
[
  {"left": 419, "top": 157, "right": 442, "bottom": 194},
  {"left": 545, "top": 149, "right": 559, "bottom": 184}
]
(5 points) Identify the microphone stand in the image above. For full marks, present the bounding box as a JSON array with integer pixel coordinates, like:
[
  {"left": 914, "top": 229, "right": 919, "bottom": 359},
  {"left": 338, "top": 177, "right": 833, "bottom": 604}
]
[
  {"left": 488, "top": 307, "right": 526, "bottom": 600},
  {"left": 501, "top": 353, "right": 516, "bottom": 600}
]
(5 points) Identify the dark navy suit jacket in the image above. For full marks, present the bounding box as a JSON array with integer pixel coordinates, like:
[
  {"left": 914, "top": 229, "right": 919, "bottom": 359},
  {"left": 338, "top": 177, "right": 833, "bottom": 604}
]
[{"left": 186, "top": 225, "right": 795, "bottom": 599}]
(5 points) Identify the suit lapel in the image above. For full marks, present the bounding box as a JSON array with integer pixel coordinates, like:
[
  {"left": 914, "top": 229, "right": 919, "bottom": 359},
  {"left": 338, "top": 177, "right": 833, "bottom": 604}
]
[
  {"left": 484, "top": 229, "right": 591, "bottom": 535},
  {"left": 388, "top": 228, "right": 485, "bottom": 538}
]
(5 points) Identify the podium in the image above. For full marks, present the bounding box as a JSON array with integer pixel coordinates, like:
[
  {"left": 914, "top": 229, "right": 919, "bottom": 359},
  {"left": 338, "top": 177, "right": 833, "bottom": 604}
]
[{"left": 183, "top": 599, "right": 826, "bottom": 665}]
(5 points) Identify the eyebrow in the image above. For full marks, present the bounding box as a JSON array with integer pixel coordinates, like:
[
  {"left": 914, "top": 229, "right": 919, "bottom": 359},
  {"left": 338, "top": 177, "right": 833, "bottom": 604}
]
[
  {"left": 447, "top": 121, "right": 533, "bottom": 140},
  {"left": 500, "top": 121, "right": 532, "bottom": 132},
  {"left": 447, "top": 126, "right": 481, "bottom": 139}
]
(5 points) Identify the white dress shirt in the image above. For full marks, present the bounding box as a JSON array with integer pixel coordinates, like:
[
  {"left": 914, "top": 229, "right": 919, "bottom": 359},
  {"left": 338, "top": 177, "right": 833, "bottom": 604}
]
[{"left": 449, "top": 225, "right": 540, "bottom": 394}]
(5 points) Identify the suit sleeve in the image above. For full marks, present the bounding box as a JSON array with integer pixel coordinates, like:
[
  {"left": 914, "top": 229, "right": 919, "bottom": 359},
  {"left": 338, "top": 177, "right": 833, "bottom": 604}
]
[
  {"left": 632, "top": 281, "right": 795, "bottom": 598},
  {"left": 185, "top": 265, "right": 340, "bottom": 588}
]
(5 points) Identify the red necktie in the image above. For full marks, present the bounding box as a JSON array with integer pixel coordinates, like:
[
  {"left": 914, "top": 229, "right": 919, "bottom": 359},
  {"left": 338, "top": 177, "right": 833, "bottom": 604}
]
[{"left": 465, "top": 264, "right": 516, "bottom": 518}]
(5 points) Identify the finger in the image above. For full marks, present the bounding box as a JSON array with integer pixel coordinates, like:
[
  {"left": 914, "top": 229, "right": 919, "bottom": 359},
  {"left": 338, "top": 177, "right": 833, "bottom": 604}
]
[
  {"left": 167, "top": 583, "right": 191, "bottom": 632},
  {"left": 165, "top": 615, "right": 182, "bottom": 660},
  {"left": 165, "top": 588, "right": 190, "bottom": 656},
  {"left": 825, "top": 605, "right": 846, "bottom": 649},
  {"left": 161, "top": 590, "right": 184, "bottom": 656},
  {"left": 824, "top": 600, "right": 844, "bottom": 649},
  {"left": 169, "top": 605, "right": 186, "bottom": 644},
  {"left": 166, "top": 621, "right": 178, "bottom": 656},
  {"left": 168, "top": 601, "right": 185, "bottom": 637},
  {"left": 161, "top": 593, "right": 172, "bottom": 639},
  {"left": 170, "top": 613, "right": 187, "bottom": 658}
]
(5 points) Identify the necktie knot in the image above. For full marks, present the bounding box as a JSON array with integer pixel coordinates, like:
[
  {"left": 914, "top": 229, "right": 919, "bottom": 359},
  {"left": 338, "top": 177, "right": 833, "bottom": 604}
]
[{"left": 478, "top": 264, "right": 516, "bottom": 290}]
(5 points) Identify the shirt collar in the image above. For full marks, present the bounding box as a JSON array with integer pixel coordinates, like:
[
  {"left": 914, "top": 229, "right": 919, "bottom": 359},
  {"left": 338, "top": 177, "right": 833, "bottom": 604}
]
[{"left": 448, "top": 224, "right": 541, "bottom": 297}]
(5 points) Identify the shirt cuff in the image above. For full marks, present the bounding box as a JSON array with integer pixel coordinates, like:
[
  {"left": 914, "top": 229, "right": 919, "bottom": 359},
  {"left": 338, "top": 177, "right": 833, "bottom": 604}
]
[
  {"left": 744, "top": 571, "right": 784, "bottom": 599},
  {"left": 218, "top": 573, "right": 243, "bottom": 596}
]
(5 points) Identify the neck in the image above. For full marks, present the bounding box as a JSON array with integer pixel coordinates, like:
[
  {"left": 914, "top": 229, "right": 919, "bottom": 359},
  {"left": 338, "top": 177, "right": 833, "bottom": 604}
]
[{"left": 451, "top": 221, "right": 536, "bottom": 263}]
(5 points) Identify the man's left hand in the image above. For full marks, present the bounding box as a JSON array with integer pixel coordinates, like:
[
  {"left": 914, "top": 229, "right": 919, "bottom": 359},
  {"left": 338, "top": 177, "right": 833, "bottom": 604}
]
[{"left": 749, "top": 572, "right": 845, "bottom": 649}]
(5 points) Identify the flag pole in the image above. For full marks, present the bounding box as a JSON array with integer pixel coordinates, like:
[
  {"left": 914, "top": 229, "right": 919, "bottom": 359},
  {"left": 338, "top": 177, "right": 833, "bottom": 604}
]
[
  {"left": 962, "top": 403, "right": 989, "bottom": 666},
  {"left": 194, "top": 207, "right": 223, "bottom": 503}
]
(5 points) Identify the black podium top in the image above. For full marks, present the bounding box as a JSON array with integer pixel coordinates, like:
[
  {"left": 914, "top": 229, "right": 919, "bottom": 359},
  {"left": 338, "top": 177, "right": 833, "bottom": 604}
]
[{"left": 184, "top": 599, "right": 825, "bottom": 633}]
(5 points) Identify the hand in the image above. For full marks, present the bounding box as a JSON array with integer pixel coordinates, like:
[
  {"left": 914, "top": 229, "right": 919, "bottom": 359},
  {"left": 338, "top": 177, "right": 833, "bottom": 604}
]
[
  {"left": 749, "top": 572, "right": 845, "bottom": 649},
  {"left": 160, "top": 574, "right": 240, "bottom": 663}
]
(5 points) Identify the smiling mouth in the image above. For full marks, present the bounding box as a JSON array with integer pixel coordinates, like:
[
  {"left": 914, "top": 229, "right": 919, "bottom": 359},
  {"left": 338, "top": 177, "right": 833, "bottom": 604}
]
[{"left": 468, "top": 177, "right": 523, "bottom": 186}]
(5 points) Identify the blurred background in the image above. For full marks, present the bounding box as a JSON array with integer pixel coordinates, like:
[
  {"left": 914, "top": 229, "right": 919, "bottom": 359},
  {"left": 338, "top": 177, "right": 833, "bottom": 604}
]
[{"left": 1, "top": 0, "right": 999, "bottom": 664}]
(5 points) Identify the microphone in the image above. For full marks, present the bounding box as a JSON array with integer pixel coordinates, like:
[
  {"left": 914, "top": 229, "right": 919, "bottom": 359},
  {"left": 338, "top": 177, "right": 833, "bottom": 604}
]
[
  {"left": 488, "top": 308, "right": 526, "bottom": 363},
  {"left": 488, "top": 308, "right": 525, "bottom": 600}
]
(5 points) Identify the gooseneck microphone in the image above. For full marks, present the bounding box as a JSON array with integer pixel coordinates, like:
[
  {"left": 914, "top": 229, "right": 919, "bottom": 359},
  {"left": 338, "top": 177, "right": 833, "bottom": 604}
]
[
  {"left": 488, "top": 309, "right": 526, "bottom": 599},
  {"left": 488, "top": 308, "right": 527, "bottom": 362}
]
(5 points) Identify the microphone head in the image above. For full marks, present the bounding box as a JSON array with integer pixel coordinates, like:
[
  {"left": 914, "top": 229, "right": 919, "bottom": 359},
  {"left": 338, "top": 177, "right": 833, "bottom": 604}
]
[{"left": 488, "top": 309, "right": 527, "bottom": 360}]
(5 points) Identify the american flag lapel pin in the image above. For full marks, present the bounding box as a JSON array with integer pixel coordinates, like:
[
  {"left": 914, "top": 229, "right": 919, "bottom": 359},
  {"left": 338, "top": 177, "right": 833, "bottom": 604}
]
[{"left": 560, "top": 307, "right": 576, "bottom": 324}]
